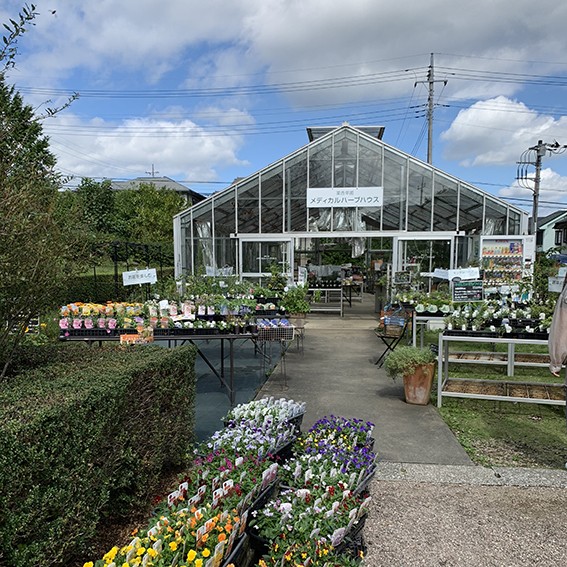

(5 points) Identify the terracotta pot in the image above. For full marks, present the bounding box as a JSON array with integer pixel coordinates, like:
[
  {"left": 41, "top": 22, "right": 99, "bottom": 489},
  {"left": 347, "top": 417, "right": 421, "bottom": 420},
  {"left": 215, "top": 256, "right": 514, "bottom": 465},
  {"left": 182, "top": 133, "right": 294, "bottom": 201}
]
[{"left": 403, "top": 362, "right": 435, "bottom": 405}]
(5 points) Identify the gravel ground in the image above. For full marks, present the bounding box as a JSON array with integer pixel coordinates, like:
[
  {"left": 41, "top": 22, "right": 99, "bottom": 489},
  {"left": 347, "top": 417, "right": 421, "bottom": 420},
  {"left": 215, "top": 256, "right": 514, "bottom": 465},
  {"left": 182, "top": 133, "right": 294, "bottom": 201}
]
[{"left": 362, "top": 463, "right": 567, "bottom": 567}]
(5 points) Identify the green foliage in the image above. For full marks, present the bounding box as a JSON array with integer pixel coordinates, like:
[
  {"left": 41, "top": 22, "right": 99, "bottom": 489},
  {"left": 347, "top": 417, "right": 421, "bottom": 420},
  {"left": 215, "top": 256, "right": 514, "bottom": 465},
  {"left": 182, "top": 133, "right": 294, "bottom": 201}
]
[
  {"left": 0, "top": 343, "right": 197, "bottom": 567},
  {"left": 384, "top": 345, "right": 436, "bottom": 379},
  {"left": 0, "top": 81, "right": 85, "bottom": 376},
  {"left": 75, "top": 178, "right": 116, "bottom": 235},
  {"left": 280, "top": 284, "right": 311, "bottom": 314},
  {"left": 113, "top": 182, "right": 185, "bottom": 245}
]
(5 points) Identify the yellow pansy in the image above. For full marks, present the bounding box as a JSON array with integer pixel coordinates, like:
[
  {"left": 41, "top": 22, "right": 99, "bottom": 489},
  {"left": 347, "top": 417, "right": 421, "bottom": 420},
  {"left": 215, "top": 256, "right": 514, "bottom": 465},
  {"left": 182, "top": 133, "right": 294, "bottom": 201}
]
[
  {"left": 83, "top": 563, "right": 94, "bottom": 567},
  {"left": 186, "top": 549, "right": 197, "bottom": 563},
  {"left": 202, "top": 548, "right": 210, "bottom": 558},
  {"left": 195, "top": 560, "right": 203, "bottom": 567},
  {"left": 169, "top": 541, "right": 178, "bottom": 551}
]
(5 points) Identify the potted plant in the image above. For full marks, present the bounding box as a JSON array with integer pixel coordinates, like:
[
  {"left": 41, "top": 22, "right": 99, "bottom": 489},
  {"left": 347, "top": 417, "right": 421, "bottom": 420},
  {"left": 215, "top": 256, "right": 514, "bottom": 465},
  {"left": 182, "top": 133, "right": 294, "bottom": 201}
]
[
  {"left": 384, "top": 346, "right": 437, "bottom": 405},
  {"left": 280, "top": 284, "right": 311, "bottom": 318}
]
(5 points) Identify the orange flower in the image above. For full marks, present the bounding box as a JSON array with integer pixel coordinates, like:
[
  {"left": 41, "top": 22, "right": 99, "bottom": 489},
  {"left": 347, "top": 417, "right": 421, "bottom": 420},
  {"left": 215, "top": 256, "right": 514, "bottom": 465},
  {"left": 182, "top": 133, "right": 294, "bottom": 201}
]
[{"left": 218, "top": 533, "right": 227, "bottom": 542}]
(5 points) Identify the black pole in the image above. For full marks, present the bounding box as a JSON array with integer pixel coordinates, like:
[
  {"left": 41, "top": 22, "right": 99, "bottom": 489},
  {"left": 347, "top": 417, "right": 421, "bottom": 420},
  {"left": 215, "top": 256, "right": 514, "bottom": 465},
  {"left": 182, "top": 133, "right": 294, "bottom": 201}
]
[{"left": 113, "top": 242, "right": 119, "bottom": 300}]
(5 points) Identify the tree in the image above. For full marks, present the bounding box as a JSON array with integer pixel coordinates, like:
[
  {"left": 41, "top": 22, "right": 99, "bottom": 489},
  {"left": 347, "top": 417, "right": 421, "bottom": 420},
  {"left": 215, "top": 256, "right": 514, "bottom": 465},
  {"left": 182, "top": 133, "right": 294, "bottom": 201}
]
[
  {"left": 113, "top": 182, "right": 185, "bottom": 245},
  {"left": 0, "top": 6, "right": 83, "bottom": 377}
]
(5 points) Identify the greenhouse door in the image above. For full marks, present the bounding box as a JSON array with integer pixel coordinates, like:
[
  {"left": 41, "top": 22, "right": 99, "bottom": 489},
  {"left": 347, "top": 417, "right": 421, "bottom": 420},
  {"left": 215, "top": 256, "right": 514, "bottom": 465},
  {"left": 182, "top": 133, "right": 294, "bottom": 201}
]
[{"left": 239, "top": 238, "right": 293, "bottom": 283}]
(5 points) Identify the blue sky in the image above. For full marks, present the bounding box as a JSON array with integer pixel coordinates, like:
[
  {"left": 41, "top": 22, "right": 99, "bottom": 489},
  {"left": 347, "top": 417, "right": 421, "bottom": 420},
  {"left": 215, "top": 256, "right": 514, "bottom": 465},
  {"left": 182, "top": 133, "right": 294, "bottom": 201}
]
[{"left": 4, "top": 0, "right": 567, "bottom": 218}]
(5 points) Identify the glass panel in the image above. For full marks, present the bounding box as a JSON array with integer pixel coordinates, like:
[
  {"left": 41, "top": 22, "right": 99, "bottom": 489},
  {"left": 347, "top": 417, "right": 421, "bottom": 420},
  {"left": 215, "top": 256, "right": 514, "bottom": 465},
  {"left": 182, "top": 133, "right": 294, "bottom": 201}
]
[
  {"left": 433, "top": 173, "right": 457, "bottom": 231},
  {"left": 213, "top": 191, "right": 236, "bottom": 236},
  {"left": 260, "top": 242, "right": 287, "bottom": 273},
  {"left": 214, "top": 237, "right": 236, "bottom": 275},
  {"left": 242, "top": 241, "right": 260, "bottom": 273},
  {"left": 308, "top": 208, "right": 332, "bottom": 231},
  {"left": 333, "top": 130, "right": 358, "bottom": 188},
  {"left": 508, "top": 210, "right": 521, "bottom": 234},
  {"left": 261, "top": 165, "right": 284, "bottom": 233},
  {"left": 382, "top": 149, "right": 406, "bottom": 230},
  {"left": 308, "top": 137, "right": 333, "bottom": 188},
  {"left": 180, "top": 217, "right": 191, "bottom": 274},
  {"left": 358, "top": 136, "right": 382, "bottom": 187},
  {"left": 237, "top": 177, "right": 260, "bottom": 234},
  {"left": 483, "top": 198, "right": 507, "bottom": 235},
  {"left": 333, "top": 208, "right": 356, "bottom": 231},
  {"left": 458, "top": 186, "right": 484, "bottom": 234},
  {"left": 285, "top": 151, "right": 308, "bottom": 232},
  {"left": 191, "top": 204, "right": 211, "bottom": 274},
  {"left": 407, "top": 163, "right": 432, "bottom": 231}
]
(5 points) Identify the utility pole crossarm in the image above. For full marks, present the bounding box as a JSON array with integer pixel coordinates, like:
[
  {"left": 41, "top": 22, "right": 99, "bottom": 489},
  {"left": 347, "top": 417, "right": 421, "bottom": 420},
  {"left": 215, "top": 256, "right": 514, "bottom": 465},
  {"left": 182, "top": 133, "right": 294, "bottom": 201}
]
[{"left": 516, "top": 140, "right": 567, "bottom": 238}]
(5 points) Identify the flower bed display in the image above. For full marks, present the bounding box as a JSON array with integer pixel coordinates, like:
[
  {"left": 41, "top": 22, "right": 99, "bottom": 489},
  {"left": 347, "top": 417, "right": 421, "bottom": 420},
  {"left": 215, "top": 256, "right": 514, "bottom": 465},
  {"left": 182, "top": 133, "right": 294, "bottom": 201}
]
[
  {"left": 58, "top": 294, "right": 300, "bottom": 339},
  {"left": 84, "top": 399, "right": 374, "bottom": 567}
]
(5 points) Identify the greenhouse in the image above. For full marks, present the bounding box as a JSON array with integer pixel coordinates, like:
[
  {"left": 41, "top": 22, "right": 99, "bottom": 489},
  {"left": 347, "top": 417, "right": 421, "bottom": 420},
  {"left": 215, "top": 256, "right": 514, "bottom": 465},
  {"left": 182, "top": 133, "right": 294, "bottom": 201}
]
[{"left": 173, "top": 123, "right": 528, "bottom": 284}]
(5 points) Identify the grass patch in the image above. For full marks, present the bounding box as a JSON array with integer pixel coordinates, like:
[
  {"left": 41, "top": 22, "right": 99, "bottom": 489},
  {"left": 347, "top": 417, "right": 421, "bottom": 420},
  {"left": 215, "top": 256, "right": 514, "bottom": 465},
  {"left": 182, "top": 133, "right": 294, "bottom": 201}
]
[
  {"left": 438, "top": 398, "right": 567, "bottom": 468},
  {"left": 422, "top": 330, "right": 567, "bottom": 469}
]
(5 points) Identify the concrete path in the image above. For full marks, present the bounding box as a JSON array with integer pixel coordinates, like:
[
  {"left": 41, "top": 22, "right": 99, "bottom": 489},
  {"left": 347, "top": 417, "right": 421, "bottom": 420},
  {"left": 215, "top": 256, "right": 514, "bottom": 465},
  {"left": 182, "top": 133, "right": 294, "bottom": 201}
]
[{"left": 256, "top": 298, "right": 472, "bottom": 465}]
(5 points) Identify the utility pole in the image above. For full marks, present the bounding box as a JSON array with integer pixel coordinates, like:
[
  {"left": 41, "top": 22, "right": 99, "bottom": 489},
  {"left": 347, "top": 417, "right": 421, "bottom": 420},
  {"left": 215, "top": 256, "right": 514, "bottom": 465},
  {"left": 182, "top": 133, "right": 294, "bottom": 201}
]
[
  {"left": 517, "top": 140, "right": 567, "bottom": 237},
  {"left": 146, "top": 164, "right": 159, "bottom": 177},
  {"left": 415, "top": 53, "right": 447, "bottom": 164}
]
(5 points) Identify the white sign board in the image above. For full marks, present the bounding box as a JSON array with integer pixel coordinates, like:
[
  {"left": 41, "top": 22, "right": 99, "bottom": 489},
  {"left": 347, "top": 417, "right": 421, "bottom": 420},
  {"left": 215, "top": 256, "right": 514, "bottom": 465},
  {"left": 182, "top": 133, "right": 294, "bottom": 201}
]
[
  {"left": 549, "top": 276, "right": 565, "bottom": 293},
  {"left": 432, "top": 267, "right": 480, "bottom": 281},
  {"left": 297, "top": 266, "right": 307, "bottom": 285},
  {"left": 307, "top": 187, "right": 383, "bottom": 208},
  {"left": 122, "top": 268, "right": 157, "bottom": 286}
]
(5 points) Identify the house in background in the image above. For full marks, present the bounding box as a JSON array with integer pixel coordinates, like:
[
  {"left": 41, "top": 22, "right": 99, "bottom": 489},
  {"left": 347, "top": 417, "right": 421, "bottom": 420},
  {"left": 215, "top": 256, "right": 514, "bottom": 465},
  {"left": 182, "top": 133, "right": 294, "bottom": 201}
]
[
  {"left": 110, "top": 176, "right": 205, "bottom": 206},
  {"left": 534, "top": 210, "right": 567, "bottom": 253}
]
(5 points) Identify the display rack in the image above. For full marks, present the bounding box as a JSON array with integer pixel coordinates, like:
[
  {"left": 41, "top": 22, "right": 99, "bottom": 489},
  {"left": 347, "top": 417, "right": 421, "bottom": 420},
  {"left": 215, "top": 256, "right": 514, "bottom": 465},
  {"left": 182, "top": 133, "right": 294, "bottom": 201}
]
[
  {"left": 480, "top": 236, "right": 534, "bottom": 289},
  {"left": 437, "top": 333, "right": 565, "bottom": 408},
  {"left": 308, "top": 288, "right": 344, "bottom": 316}
]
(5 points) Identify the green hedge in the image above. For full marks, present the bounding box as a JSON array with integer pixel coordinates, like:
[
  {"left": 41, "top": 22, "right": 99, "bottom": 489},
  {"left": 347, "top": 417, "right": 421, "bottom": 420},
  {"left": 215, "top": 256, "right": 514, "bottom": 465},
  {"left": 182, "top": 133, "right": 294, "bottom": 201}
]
[
  {"left": 0, "top": 343, "right": 197, "bottom": 567},
  {"left": 54, "top": 268, "right": 175, "bottom": 305}
]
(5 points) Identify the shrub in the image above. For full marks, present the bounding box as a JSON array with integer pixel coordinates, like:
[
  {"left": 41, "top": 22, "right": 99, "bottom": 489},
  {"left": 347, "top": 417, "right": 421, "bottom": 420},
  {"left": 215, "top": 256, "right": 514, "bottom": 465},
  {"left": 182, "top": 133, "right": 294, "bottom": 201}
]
[
  {"left": 0, "top": 343, "right": 197, "bottom": 567},
  {"left": 384, "top": 345, "right": 436, "bottom": 379}
]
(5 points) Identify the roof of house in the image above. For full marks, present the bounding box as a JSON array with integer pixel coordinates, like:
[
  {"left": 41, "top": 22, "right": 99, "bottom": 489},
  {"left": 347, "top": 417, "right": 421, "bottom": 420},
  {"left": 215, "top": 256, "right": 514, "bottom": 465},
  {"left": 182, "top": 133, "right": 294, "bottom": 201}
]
[
  {"left": 110, "top": 176, "right": 205, "bottom": 203},
  {"left": 536, "top": 210, "right": 567, "bottom": 229}
]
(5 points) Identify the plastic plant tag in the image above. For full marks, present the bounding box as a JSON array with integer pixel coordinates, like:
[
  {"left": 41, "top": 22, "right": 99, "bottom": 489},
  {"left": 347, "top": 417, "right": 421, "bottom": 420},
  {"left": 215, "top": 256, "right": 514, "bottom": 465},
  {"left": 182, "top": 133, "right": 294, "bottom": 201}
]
[{"left": 330, "top": 527, "right": 346, "bottom": 547}]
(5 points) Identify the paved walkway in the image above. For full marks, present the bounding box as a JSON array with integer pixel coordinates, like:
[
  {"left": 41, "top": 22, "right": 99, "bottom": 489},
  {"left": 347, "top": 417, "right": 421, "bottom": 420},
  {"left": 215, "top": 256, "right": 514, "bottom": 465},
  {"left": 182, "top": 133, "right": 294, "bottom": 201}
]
[{"left": 256, "top": 298, "right": 472, "bottom": 465}]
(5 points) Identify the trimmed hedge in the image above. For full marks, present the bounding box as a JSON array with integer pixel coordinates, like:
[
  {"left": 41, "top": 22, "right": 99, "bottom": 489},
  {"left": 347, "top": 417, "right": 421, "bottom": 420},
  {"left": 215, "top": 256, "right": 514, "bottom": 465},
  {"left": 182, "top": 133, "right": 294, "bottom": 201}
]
[
  {"left": 55, "top": 268, "right": 175, "bottom": 305},
  {"left": 0, "top": 343, "right": 197, "bottom": 567}
]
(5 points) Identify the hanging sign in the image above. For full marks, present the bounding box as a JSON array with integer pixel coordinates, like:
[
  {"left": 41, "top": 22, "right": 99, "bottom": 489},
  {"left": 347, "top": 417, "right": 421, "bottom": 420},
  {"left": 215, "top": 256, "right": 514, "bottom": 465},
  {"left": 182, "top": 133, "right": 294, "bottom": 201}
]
[
  {"left": 306, "top": 187, "right": 383, "bottom": 208},
  {"left": 122, "top": 268, "right": 157, "bottom": 286},
  {"left": 452, "top": 280, "right": 484, "bottom": 302}
]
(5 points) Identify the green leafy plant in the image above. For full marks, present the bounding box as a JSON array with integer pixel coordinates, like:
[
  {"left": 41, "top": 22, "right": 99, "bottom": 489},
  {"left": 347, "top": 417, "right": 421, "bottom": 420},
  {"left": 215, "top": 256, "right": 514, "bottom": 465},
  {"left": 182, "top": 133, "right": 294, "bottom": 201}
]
[
  {"left": 384, "top": 346, "right": 436, "bottom": 379},
  {"left": 280, "top": 284, "right": 311, "bottom": 315}
]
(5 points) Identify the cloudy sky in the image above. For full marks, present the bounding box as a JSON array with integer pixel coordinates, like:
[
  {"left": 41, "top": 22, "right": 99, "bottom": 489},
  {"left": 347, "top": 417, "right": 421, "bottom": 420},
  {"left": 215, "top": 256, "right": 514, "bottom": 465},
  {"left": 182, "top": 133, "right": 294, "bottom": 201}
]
[{"left": 4, "top": 0, "right": 567, "bottom": 216}]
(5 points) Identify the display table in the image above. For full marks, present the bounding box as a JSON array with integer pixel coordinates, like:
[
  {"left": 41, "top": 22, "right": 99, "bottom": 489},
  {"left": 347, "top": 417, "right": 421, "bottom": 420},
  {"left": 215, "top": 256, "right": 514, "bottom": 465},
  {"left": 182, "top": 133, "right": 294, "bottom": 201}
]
[
  {"left": 342, "top": 282, "right": 363, "bottom": 305},
  {"left": 308, "top": 287, "right": 344, "bottom": 316},
  {"left": 437, "top": 333, "right": 564, "bottom": 408}
]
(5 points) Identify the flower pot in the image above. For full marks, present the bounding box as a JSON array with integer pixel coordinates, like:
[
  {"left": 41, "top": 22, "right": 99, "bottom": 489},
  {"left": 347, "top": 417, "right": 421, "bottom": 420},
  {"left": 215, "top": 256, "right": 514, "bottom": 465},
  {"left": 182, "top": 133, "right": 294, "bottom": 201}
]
[{"left": 403, "top": 362, "right": 435, "bottom": 405}]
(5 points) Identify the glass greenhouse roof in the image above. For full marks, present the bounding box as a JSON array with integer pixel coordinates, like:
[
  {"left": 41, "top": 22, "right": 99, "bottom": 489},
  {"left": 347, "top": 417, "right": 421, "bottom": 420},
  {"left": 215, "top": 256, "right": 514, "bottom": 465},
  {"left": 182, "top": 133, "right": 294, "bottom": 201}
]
[{"left": 176, "top": 123, "right": 526, "bottom": 238}]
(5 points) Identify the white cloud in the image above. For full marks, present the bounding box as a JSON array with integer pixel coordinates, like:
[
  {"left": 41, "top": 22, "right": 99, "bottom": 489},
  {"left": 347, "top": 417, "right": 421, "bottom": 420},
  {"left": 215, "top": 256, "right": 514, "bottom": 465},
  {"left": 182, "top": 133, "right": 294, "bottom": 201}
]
[
  {"left": 441, "top": 97, "right": 567, "bottom": 166},
  {"left": 44, "top": 113, "right": 249, "bottom": 182}
]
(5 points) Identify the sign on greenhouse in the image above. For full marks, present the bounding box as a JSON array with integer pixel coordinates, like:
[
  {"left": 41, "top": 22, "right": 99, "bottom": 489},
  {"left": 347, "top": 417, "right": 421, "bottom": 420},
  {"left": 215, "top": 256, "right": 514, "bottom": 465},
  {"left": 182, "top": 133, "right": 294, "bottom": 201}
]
[
  {"left": 306, "top": 186, "right": 383, "bottom": 208},
  {"left": 122, "top": 268, "right": 157, "bottom": 286}
]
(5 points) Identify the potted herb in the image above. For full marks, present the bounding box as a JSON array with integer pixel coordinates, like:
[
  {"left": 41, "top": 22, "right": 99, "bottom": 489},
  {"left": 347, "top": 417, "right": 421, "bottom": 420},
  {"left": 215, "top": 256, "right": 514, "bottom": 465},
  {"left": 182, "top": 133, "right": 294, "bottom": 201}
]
[
  {"left": 384, "top": 346, "right": 437, "bottom": 405},
  {"left": 280, "top": 284, "right": 311, "bottom": 318}
]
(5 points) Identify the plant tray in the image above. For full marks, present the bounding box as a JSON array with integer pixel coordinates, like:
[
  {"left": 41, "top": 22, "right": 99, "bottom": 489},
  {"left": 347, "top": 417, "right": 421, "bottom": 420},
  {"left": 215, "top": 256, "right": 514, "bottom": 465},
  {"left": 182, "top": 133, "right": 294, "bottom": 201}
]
[{"left": 257, "top": 327, "right": 294, "bottom": 341}]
